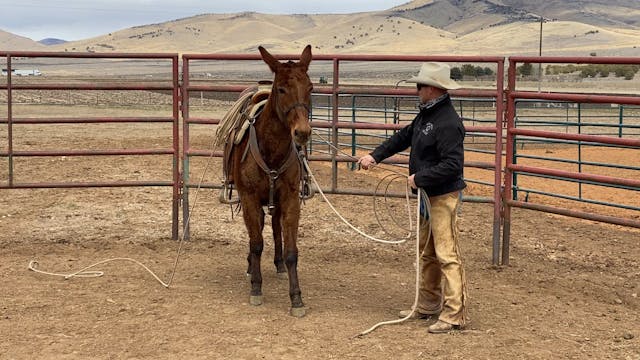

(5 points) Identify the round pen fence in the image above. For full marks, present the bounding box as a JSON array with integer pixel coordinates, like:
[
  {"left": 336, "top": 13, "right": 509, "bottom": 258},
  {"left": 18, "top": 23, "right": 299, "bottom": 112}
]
[
  {"left": 180, "top": 53, "right": 505, "bottom": 264},
  {"left": 502, "top": 55, "right": 640, "bottom": 265},
  {"left": 3, "top": 51, "right": 638, "bottom": 266},
  {"left": 0, "top": 52, "right": 181, "bottom": 239}
]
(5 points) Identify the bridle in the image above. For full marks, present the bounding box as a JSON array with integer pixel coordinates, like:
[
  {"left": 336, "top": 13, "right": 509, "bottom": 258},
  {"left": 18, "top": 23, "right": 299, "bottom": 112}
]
[
  {"left": 241, "top": 93, "right": 312, "bottom": 216},
  {"left": 283, "top": 102, "right": 310, "bottom": 118}
]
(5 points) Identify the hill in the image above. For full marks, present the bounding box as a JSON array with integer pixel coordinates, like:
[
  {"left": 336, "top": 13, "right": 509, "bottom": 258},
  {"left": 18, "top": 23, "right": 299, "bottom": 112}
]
[
  {"left": 391, "top": 0, "right": 640, "bottom": 33},
  {"left": 0, "top": 29, "right": 45, "bottom": 51},
  {"left": 1, "top": 0, "right": 639, "bottom": 56},
  {"left": 39, "top": 38, "right": 68, "bottom": 46}
]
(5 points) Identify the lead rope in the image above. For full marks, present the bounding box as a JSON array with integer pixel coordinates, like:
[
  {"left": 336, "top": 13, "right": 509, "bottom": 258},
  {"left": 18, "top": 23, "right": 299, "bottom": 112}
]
[
  {"left": 302, "top": 131, "right": 433, "bottom": 336},
  {"left": 303, "top": 160, "right": 412, "bottom": 244},
  {"left": 358, "top": 189, "right": 431, "bottom": 336},
  {"left": 303, "top": 159, "right": 431, "bottom": 337}
]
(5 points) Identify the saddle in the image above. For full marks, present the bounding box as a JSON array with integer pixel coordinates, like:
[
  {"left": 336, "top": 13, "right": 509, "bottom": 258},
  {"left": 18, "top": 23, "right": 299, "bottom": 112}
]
[{"left": 218, "top": 81, "right": 315, "bottom": 206}]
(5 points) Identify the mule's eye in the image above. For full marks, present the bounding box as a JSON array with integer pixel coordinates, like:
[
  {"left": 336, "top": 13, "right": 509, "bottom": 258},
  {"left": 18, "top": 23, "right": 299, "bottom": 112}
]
[{"left": 278, "top": 87, "right": 286, "bottom": 94}]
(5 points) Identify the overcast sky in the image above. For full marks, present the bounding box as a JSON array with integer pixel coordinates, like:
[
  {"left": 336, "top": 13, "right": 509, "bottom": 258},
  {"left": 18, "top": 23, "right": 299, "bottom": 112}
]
[{"left": 1, "top": 0, "right": 409, "bottom": 41}]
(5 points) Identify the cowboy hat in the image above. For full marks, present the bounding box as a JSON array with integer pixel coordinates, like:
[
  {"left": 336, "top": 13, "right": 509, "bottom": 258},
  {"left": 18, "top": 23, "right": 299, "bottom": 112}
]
[{"left": 406, "top": 62, "right": 461, "bottom": 90}]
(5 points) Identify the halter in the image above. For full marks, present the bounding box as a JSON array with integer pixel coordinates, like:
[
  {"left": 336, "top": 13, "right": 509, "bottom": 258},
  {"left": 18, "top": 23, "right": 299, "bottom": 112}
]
[
  {"left": 272, "top": 86, "right": 310, "bottom": 124},
  {"left": 283, "top": 102, "right": 310, "bottom": 118}
]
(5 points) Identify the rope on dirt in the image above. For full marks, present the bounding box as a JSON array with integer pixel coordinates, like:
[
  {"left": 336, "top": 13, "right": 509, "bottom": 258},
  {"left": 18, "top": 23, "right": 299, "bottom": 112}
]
[
  {"left": 305, "top": 131, "right": 433, "bottom": 336},
  {"left": 27, "top": 127, "right": 221, "bottom": 289},
  {"left": 357, "top": 189, "right": 431, "bottom": 337},
  {"left": 28, "top": 258, "right": 171, "bottom": 286}
]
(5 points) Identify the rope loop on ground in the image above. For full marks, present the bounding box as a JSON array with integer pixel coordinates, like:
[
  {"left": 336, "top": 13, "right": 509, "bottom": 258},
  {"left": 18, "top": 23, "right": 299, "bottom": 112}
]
[
  {"left": 27, "top": 127, "right": 222, "bottom": 289},
  {"left": 306, "top": 132, "right": 433, "bottom": 336}
]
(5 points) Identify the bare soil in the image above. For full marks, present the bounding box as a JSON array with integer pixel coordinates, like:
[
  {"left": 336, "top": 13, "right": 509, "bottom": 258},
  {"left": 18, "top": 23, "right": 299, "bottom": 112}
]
[
  {"left": 1, "top": 96, "right": 639, "bottom": 359},
  {"left": 1, "top": 162, "right": 639, "bottom": 360}
]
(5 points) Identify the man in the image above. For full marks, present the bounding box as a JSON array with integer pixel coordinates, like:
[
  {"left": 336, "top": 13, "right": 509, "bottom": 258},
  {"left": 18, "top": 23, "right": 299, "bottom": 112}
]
[{"left": 358, "top": 62, "right": 467, "bottom": 334}]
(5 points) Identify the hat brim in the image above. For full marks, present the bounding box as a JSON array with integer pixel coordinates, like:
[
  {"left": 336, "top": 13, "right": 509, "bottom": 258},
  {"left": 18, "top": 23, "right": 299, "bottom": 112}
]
[{"left": 406, "top": 75, "right": 461, "bottom": 90}]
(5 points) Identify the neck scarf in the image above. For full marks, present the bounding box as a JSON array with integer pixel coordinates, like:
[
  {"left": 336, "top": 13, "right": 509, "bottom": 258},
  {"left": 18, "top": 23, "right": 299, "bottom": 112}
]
[{"left": 419, "top": 93, "right": 448, "bottom": 111}]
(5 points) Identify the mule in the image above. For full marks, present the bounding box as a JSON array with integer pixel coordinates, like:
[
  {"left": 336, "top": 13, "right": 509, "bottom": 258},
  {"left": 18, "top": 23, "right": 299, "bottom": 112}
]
[{"left": 228, "top": 45, "right": 312, "bottom": 317}]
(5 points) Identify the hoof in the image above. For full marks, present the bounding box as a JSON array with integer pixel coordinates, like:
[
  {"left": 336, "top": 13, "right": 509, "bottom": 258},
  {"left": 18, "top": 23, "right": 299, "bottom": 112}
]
[
  {"left": 250, "top": 295, "right": 263, "bottom": 306},
  {"left": 276, "top": 271, "right": 288, "bottom": 280},
  {"left": 289, "top": 306, "right": 306, "bottom": 318}
]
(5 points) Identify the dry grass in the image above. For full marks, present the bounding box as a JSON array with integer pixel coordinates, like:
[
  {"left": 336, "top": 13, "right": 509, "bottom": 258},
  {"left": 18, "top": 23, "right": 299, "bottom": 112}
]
[{"left": 3, "top": 1, "right": 640, "bottom": 57}]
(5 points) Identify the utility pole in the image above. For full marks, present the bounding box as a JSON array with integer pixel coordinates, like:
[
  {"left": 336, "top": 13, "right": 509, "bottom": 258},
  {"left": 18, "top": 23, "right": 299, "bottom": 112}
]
[{"left": 538, "top": 15, "right": 544, "bottom": 92}]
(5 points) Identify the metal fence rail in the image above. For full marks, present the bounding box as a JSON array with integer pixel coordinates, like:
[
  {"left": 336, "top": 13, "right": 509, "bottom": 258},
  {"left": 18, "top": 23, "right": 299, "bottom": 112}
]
[
  {"left": 180, "top": 52, "right": 505, "bottom": 263},
  {"left": 503, "top": 55, "right": 640, "bottom": 265},
  {"left": 4, "top": 51, "right": 639, "bottom": 267},
  {"left": 0, "top": 51, "right": 181, "bottom": 239}
]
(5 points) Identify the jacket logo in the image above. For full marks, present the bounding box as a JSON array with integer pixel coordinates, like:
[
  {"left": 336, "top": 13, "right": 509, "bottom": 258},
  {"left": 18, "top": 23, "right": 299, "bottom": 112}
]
[{"left": 422, "top": 123, "right": 434, "bottom": 136}]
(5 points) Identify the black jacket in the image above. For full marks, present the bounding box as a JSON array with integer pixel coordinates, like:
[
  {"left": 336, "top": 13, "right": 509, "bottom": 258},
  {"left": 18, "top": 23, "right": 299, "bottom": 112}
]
[{"left": 370, "top": 94, "right": 466, "bottom": 197}]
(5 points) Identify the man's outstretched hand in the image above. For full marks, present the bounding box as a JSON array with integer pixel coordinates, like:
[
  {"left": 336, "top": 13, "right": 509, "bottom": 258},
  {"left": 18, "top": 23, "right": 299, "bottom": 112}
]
[{"left": 357, "top": 154, "right": 376, "bottom": 170}]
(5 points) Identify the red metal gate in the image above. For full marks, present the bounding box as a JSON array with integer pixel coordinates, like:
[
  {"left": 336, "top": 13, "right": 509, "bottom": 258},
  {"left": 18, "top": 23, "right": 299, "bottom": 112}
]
[
  {"left": 503, "top": 55, "right": 640, "bottom": 265},
  {"left": 0, "top": 52, "right": 181, "bottom": 239},
  {"left": 180, "top": 53, "right": 505, "bottom": 264}
]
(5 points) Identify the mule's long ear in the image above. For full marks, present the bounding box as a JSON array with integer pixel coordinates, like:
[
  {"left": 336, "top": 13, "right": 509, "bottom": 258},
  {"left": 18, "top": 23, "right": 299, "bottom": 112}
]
[
  {"left": 259, "top": 46, "right": 279, "bottom": 73},
  {"left": 299, "top": 45, "right": 312, "bottom": 71}
]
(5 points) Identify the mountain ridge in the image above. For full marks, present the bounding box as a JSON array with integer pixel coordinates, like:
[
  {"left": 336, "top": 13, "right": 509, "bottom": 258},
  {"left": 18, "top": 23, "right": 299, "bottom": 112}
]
[{"left": 1, "top": 0, "right": 639, "bottom": 56}]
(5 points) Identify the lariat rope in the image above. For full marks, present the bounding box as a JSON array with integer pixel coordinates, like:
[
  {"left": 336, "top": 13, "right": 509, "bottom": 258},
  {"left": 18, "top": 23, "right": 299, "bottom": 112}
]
[
  {"left": 304, "top": 159, "right": 413, "bottom": 244},
  {"left": 358, "top": 189, "right": 431, "bottom": 336},
  {"left": 27, "top": 122, "right": 432, "bottom": 337},
  {"left": 28, "top": 127, "right": 221, "bottom": 288},
  {"left": 305, "top": 130, "right": 432, "bottom": 336}
]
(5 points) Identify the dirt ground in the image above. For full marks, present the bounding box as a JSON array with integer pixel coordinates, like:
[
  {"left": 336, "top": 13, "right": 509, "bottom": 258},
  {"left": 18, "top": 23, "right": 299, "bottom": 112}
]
[
  {"left": 1, "top": 146, "right": 639, "bottom": 360},
  {"left": 0, "top": 85, "right": 638, "bottom": 359}
]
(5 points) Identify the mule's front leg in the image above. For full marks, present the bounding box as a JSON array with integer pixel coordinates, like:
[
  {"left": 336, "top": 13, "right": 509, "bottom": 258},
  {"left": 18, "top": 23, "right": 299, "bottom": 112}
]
[
  {"left": 243, "top": 205, "right": 265, "bottom": 306},
  {"left": 271, "top": 207, "right": 287, "bottom": 278},
  {"left": 282, "top": 204, "right": 305, "bottom": 317},
  {"left": 284, "top": 246, "right": 304, "bottom": 317}
]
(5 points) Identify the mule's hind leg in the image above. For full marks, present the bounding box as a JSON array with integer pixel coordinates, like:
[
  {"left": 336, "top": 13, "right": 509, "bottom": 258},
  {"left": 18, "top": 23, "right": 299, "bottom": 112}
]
[
  {"left": 271, "top": 208, "right": 287, "bottom": 278},
  {"left": 242, "top": 204, "right": 265, "bottom": 306}
]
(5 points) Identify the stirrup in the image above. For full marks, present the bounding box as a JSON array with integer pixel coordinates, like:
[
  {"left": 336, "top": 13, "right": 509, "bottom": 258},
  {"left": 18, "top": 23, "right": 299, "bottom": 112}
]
[
  {"left": 219, "top": 182, "right": 240, "bottom": 204},
  {"left": 300, "top": 180, "right": 315, "bottom": 200}
]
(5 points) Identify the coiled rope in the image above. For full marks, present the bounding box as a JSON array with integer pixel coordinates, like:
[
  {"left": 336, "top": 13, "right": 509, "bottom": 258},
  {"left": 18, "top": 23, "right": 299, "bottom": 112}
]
[{"left": 305, "top": 132, "right": 432, "bottom": 336}]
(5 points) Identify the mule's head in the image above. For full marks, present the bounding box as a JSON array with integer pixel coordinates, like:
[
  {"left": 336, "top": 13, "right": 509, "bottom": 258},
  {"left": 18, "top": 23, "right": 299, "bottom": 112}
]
[{"left": 259, "top": 45, "right": 313, "bottom": 146}]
